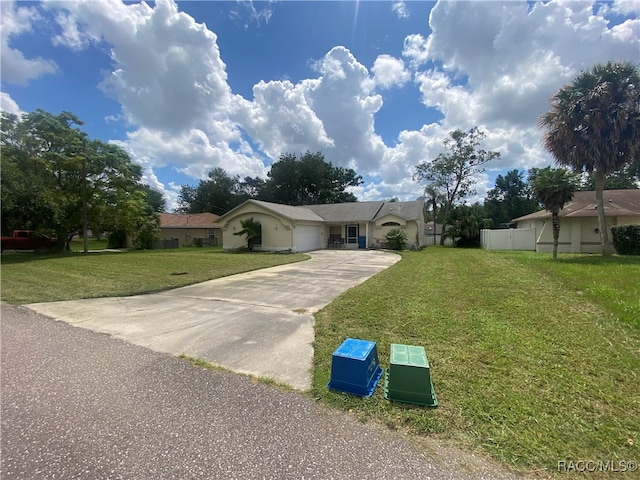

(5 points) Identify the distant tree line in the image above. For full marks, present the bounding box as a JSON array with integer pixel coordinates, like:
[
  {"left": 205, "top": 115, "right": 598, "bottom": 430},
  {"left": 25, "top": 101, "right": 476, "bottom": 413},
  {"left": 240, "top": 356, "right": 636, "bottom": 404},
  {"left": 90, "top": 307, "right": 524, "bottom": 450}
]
[{"left": 177, "top": 151, "right": 362, "bottom": 214}]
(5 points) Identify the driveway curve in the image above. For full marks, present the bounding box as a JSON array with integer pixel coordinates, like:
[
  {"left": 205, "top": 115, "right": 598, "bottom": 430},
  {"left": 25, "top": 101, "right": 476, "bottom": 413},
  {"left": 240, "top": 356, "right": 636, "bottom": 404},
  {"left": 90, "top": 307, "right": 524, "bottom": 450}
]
[{"left": 27, "top": 249, "right": 400, "bottom": 390}]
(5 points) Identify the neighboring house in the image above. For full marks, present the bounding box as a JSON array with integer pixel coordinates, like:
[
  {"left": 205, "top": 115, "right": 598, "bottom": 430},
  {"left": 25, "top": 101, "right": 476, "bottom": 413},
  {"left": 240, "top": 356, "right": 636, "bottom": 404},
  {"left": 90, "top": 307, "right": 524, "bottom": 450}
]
[
  {"left": 423, "top": 221, "right": 453, "bottom": 246},
  {"left": 512, "top": 189, "right": 640, "bottom": 254},
  {"left": 159, "top": 213, "right": 222, "bottom": 247},
  {"left": 216, "top": 199, "right": 427, "bottom": 252}
]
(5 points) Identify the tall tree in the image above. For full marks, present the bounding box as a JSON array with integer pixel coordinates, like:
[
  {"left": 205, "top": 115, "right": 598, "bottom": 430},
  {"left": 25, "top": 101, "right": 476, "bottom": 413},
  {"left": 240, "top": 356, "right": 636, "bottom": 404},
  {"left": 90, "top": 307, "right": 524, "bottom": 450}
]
[
  {"left": 177, "top": 168, "right": 245, "bottom": 214},
  {"left": 485, "top": 169, "right": 538, "bottom": 226},
  {"left": 578, "top": 159, "right": 640, "bottom": 191},
  {"left": 1, "top": 110, "right": 158, "bottom": 250},
  {"left": 539, "top": 61, "right": 640, "bottom": 256},
  {"left": 260, "top": 151, "right": 362, "bottom": 205},
  {"left": 141, "top": 185, "right": 167, "bottom": 213},
  {"left": 415, "top": 127, "right": 500, "bottom": 244},
  {"left": 423, "top": 185, "right": 446, "bottom": 245},
  {"left": 530, "top": 167, "right": 579, "bottom": 260}
]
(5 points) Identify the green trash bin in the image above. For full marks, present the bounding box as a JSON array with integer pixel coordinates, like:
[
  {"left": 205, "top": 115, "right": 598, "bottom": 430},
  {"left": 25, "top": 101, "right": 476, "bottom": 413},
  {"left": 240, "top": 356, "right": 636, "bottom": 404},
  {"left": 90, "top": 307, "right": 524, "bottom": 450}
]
[{"left": 384, "top": 343, "right": 437, "bottom": 407}]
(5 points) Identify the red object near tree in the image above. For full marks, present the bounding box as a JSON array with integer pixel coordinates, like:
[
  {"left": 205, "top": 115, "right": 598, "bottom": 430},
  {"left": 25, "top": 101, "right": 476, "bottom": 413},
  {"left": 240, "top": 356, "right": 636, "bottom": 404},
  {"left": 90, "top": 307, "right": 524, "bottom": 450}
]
[{"left": 1, "top": 230, "right": 57, "bottom": 252}]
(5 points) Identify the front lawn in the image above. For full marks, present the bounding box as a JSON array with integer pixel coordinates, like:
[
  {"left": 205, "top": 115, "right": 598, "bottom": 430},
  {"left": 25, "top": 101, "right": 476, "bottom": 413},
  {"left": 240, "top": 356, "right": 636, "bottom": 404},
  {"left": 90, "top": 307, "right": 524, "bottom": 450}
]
[
  {"left": 313, "top": 248, "right": 639, "bottom": 475},
  {"left": 0, "top": 247, "right": 308, "bottom": 304}
]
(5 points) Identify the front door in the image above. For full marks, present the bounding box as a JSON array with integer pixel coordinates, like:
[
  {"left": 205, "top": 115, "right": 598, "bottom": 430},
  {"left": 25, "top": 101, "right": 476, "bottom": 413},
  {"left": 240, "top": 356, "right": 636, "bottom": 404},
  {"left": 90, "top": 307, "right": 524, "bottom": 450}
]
[{"left": 346, "top": 224, "right": 358, "bottom": 245}]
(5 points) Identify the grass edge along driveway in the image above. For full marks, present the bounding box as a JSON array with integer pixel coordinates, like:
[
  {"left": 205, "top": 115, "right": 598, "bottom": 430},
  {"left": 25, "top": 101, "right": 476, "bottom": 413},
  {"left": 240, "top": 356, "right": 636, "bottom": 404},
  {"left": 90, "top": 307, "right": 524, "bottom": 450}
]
[
  {"left": 0, "top": 247, "right": 309, "bottom": 304},
  {"left": 312, "top": 248, "right": 639, "bottom": 476}
]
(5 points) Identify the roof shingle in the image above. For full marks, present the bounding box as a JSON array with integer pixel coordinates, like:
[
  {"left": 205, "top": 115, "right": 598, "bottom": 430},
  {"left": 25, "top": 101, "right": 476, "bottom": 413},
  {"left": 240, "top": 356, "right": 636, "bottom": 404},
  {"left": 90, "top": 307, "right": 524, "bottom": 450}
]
[
  {"left": 159, "top": 213, "right": 221, "bottom": 228},
  {"left": 513, "top": 189, "right": 640, "bottom": 222}
]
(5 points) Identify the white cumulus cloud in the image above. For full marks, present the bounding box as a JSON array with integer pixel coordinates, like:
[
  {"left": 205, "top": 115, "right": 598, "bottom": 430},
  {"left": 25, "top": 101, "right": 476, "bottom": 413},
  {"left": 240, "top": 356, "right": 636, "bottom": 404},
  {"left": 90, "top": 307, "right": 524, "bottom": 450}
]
[
  {"left": 31, "top": 0, "right": 640, "bottom": 209},
  {"left": 1, "top": 1, "right": 57, "bottom": 85},
  {"left": 0, "top": 91, "right": 23, "bottom": 116},
  {"left": 372, "top": 55, "right": 411, "bottom": 90}
]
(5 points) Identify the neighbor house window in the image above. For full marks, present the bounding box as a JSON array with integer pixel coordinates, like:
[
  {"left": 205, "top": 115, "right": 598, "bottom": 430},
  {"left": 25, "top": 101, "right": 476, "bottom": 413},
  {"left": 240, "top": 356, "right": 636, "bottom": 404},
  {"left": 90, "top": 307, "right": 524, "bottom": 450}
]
[{"left": 382, "top": 221, "right": 401, "bottom": 227}]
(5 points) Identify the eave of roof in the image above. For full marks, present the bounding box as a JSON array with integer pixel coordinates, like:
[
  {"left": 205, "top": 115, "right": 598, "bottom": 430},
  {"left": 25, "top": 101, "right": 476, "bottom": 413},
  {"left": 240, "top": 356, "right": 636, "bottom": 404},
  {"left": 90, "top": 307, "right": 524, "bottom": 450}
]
[
  {"left": 512, "top": 189, "right": 640, "bottom": 222},
  {"left": 159, "top": 213, "right": 221, "bottom": 228}
]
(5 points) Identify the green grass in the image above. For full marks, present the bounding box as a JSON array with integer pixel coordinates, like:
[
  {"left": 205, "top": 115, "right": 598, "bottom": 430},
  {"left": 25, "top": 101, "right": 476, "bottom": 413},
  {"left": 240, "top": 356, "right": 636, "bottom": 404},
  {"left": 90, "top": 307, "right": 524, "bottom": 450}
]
[
  {"left": 0, "top": 247, "right": 308, "bottom": 304},
  {"left": 312, "top": 248, "right": 639, "bottom": 475},
  {"left": 2, "top": 245, "right": 637, "bottom": 474},
  {"left": 69, "top": 237, "right": 110, "bottom": 251}
]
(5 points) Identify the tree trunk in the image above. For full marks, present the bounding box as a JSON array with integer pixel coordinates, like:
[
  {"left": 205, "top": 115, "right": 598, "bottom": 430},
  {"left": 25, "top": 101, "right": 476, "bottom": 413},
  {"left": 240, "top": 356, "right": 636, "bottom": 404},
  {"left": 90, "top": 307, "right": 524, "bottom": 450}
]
[
  {"left": 594, "top": 170, "right": 612, "bottom": 257},
  {"left": 439, "top": 206, "right": 449, "bottom": 246},
  {"left": 432, "top": 200, "right": 437, "bottom": 246},
  {"left": 551, "top": 211, "right": 560, "bottom": 260}
]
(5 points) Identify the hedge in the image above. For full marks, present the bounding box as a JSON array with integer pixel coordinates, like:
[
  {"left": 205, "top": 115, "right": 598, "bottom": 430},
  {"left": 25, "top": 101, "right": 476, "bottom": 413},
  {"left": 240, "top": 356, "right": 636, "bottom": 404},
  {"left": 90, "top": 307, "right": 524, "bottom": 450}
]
[{"left": 611, "top": 224, "right": 640, "bottom": 255}]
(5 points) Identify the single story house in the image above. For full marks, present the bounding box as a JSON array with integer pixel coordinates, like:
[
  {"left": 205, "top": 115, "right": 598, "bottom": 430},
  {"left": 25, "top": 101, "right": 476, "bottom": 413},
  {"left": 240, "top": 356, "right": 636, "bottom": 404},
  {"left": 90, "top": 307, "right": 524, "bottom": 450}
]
[
  {"left": 512, "top": 189, "right": 640, "bottom": 254},
  {"left": 216, "top": 199, "right": 427, "bottom": 252},
  {"left": 159, "top": 213, "right": 222, "bottom": 247}
]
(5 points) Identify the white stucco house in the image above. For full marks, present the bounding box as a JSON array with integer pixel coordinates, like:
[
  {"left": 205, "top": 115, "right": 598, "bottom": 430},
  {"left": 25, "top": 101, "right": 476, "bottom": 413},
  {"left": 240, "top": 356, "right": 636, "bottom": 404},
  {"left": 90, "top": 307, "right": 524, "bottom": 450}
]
[
  {"left": 512, "top": 189, "right": 640, "bottom": 254},
  {"left": 216, "top": 199, "right": 427, "bottom": 252}
]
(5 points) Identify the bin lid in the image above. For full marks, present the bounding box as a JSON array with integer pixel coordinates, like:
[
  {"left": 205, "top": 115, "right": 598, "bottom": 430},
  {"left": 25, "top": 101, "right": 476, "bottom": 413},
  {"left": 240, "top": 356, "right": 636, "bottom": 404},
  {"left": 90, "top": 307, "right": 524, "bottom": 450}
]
[
  {"left": 333, "top": 338, "right": 375, "bottom": 360},
  {"left": 390, "top": 343, "right": 428, "bottom": 367}
]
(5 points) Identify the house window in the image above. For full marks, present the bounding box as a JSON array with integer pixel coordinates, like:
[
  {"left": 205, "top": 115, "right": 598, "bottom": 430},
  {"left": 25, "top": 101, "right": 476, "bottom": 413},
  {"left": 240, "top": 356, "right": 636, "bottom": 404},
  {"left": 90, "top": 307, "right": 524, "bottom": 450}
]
[
  {"left": 382, "top": 221, "right": 401, "bottom": 227},
  {"left": 208, "top": 229, "right": 216, "bottom": 239},
  {"left": 253, "top": 225, "right": 262, "bottom": 246},
  {"left": 346, "top": 224, "right": 358, "bottom": 244}
]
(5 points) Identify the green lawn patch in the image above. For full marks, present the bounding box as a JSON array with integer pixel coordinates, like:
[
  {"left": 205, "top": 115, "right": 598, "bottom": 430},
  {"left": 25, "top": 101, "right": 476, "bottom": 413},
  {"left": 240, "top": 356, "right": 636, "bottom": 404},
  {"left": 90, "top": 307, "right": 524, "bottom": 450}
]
[
  {"left": 313, "top": 248, "right": 639, "bottom": 475},
  {"left": 69, "top": 237, "right": 110, "bottom": 251},
  {"left": 0, "top": 247, "right": 308, "bottom": 304}
]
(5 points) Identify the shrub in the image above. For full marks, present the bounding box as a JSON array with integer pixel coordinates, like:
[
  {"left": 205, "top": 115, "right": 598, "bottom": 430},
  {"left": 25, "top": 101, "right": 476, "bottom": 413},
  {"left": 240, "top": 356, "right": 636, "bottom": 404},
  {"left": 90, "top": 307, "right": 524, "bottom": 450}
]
[
  {"left": 611, "top": 225, "right": 640, "bottom": 255},
  {"left": 193, "top": 237, "right": 204, "bottom": 247},
  {"left": 385, "top": 228, "right": 407, "bottom": 250},
  {"left": 107, "top": 230, "right": 126, "bottom": 249}
]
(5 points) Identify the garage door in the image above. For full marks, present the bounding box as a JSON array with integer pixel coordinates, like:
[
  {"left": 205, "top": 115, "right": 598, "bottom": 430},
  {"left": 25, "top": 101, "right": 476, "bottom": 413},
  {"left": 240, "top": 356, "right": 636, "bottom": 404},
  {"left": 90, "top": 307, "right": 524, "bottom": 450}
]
[{"left": 294, "top": 225, "right": 323, "bottom": 252}]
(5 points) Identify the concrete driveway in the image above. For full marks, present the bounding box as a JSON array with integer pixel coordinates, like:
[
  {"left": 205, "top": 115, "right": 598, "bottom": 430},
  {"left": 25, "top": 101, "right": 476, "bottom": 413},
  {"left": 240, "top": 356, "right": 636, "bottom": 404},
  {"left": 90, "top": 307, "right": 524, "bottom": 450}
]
[{"left": 27, "top": 249, "right": 400, "bottom": 390}]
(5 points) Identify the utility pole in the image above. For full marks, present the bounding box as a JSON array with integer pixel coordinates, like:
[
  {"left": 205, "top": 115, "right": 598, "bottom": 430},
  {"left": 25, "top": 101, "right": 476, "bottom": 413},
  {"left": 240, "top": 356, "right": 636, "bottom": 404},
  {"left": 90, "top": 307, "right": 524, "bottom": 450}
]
[{"left": 82, "top": 155, "right": 88, "bottom": 255}]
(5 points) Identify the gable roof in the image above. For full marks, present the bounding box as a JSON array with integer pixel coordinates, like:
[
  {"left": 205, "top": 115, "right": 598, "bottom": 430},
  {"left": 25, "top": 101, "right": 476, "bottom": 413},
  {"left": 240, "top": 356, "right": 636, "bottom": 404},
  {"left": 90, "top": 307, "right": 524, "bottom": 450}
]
[
  {"left": 217, "top": 199, "right": 425, "bottom": 224},
  {"left": 218, "top": 200, "right": 325, "bottom": 223},
  {"left": 159, "top": 213, "right": 220, "bottom": 229},
  {"left": 373, "top": 201, "right": 425, "bottom": 222},
  {"left": 513, "top": 189, "right": 640, "bottom": 222},
  {"left": 306, "top": 202, "right": 384, "bottom": 222}
]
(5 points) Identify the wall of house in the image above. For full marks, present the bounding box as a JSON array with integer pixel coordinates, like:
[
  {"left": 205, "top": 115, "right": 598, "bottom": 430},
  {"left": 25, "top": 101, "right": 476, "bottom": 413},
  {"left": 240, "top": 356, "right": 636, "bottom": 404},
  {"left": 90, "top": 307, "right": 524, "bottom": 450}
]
[
  {"left": 617, "top": 216, "right": 640, "bottom": 226},
  {"left": 371, "top": 214, "right": 424, "bottom": 249},
  {"left": 221, "top": 209, "right": 293, "bottom": 251},
  {"left": 535, "top": 218, "right": 573, "bottom": 253},
  {"left": 537, "top": 217, "right": 613, "bottom": 254},
  {"left": 160, "top": 228, "right": 221, "bottom": 247}
]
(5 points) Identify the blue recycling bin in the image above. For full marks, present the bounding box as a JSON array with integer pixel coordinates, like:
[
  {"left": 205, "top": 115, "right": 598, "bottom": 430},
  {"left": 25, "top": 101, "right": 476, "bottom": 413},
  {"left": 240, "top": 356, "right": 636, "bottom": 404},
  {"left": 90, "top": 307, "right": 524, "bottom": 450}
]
[{"left": 327, "top": 338, "right": 383, "bottom": 397}]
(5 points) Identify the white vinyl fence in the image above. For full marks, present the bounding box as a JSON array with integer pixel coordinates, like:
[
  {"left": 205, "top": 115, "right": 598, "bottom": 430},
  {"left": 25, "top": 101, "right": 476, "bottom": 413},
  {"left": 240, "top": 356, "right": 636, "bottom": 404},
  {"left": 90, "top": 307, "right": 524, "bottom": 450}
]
[{"left": 481, "top": 228, "right": 536, "bottom": 251}]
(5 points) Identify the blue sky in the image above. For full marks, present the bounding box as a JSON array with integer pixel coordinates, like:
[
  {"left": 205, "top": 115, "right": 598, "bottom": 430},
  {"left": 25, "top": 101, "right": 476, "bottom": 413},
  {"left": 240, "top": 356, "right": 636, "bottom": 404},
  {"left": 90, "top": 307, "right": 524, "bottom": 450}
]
[{"left": 2, "top": 0, "right": 638, "bottom": 211}]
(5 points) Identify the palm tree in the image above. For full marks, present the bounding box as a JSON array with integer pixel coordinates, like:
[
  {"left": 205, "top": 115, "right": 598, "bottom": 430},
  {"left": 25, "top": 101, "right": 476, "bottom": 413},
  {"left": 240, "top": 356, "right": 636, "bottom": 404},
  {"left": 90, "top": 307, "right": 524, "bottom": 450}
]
[
  {"left": 233, "top": 217, "right": 261, "bottom": 251},
  {"left": 530, "top": 167, "right": 579, "bottom": 260},
  {"left": 424, "top": 185, "right": 446, "bottom": 246},
  {"left": 539, "top": 61, "right": 640, "bottom": 256}
]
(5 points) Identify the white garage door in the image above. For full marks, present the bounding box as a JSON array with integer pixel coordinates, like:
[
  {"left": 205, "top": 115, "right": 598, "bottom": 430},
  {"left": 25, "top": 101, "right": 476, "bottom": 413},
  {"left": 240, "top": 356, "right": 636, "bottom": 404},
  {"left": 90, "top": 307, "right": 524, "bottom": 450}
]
[{"left": 294, "top": 225, "right": 323, "bottom": 252}]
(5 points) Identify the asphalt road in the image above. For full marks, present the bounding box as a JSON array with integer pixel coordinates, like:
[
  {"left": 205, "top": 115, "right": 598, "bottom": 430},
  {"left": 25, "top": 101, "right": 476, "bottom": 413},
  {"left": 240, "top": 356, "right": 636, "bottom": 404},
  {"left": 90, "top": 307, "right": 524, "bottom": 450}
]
[{"left": 1, "top": 304, "right": 525, "bottom": 480}]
